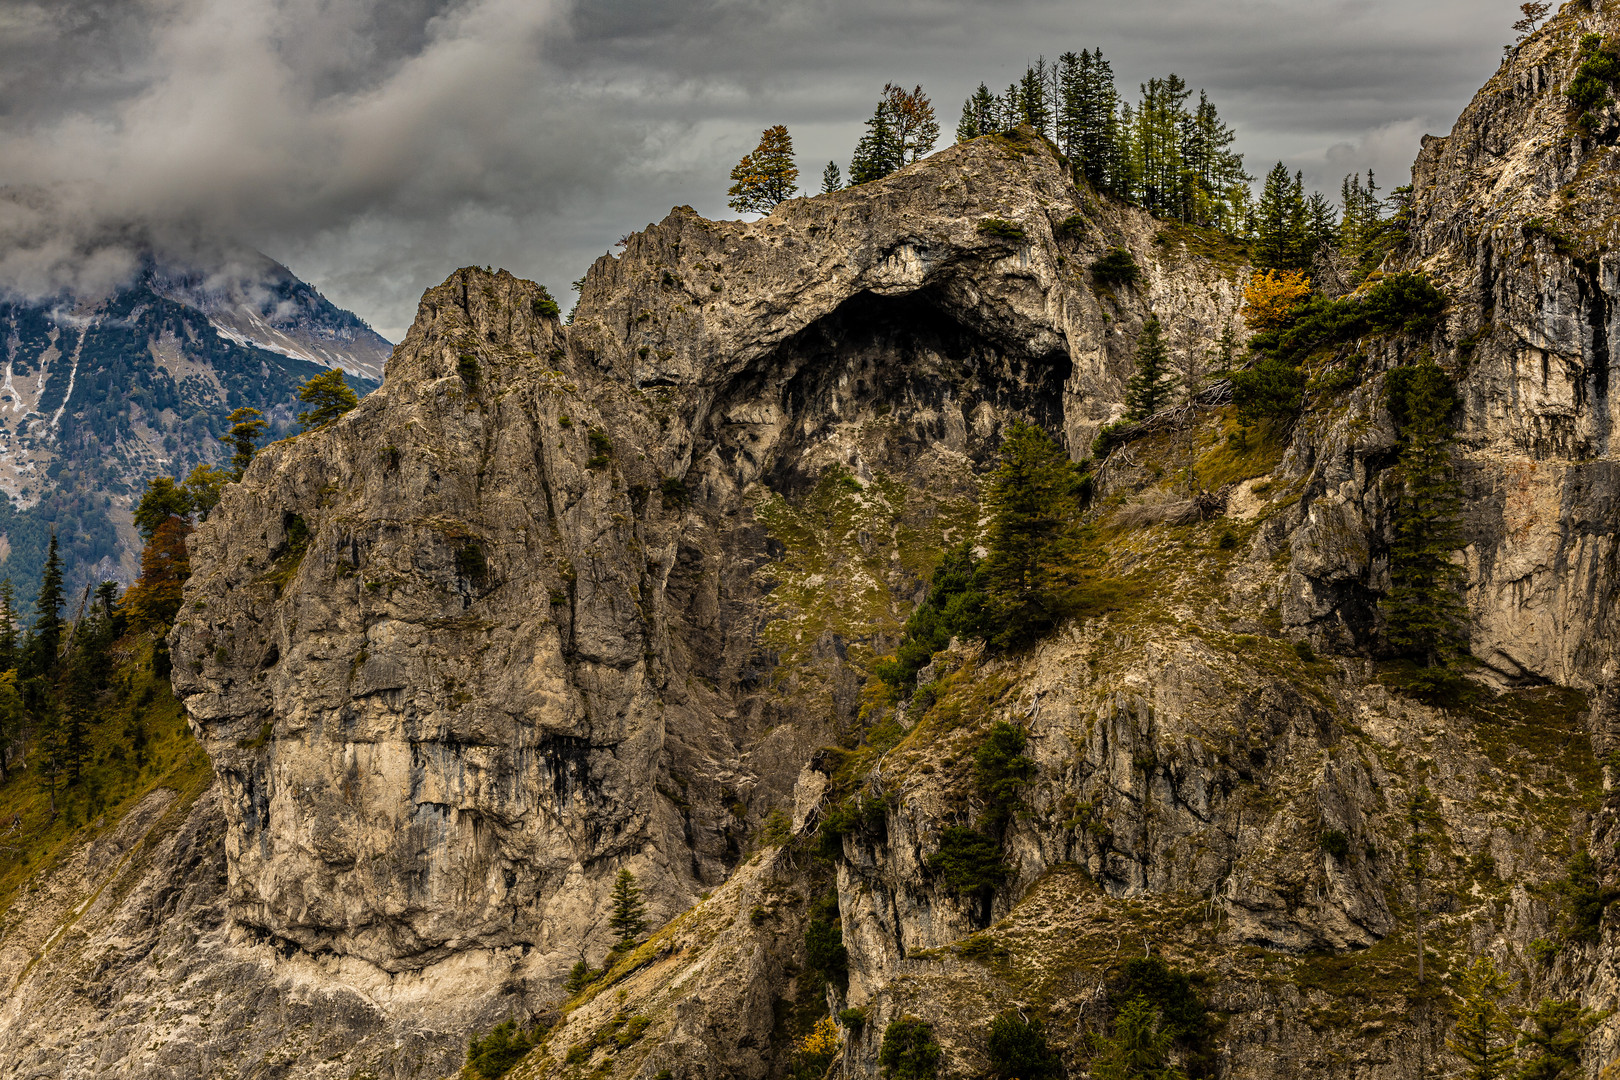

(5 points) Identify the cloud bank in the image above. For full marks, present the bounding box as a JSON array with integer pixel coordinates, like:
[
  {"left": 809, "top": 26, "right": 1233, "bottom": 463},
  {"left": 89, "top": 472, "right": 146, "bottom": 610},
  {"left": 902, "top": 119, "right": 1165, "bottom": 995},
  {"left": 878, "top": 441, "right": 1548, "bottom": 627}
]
[{"left": 0, "top": 0, "right": 1530, "bottom": 338}]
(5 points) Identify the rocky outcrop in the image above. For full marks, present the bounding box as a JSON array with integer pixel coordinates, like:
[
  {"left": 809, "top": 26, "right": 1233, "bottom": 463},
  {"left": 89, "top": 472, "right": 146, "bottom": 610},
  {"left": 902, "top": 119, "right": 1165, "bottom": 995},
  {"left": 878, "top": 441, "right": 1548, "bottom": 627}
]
[{"left": 7, "top": 19, "right": 1620, "bottom": 1074}]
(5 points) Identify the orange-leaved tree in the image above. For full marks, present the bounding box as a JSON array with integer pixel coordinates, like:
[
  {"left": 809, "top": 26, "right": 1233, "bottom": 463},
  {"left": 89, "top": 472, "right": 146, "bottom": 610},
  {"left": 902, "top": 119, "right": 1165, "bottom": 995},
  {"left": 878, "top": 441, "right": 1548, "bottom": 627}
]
[
  {"left": 1242, "top": 268, "right": 1312, "bottom": 331},
  {"left": 120, "top": 516, "right": 193, "bottom": 633},
  {"left": 727, "top": 125, "right": 799, "bottom": 214}
]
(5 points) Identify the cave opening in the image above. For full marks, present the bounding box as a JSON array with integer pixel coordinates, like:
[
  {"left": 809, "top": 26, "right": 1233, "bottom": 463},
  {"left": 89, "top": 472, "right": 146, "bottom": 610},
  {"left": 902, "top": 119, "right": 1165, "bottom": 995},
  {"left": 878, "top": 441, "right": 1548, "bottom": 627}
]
[{"left": 706, "top": 287, "right": 1073, "bottom": 496}]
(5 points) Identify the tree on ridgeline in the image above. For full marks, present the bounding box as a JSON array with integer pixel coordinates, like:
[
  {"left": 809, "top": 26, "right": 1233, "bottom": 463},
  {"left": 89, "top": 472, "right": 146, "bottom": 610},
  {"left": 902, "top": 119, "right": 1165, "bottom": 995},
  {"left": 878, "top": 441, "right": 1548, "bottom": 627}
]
[
  {"left": 956, "top": 82, "right": 999, "bottom": 141},
  {"left": 297, "top": 368, "right": 360, "bottom": 432},
  {"left": 221, "top": 406, "right": 268, "bottom": 480},
  {"left": 181, "top": 464, "right": 231, "bottom": 521},
  {"left": 850, "top": 97, "right": 904, "bottom": 184},
  {"left": 1512, "top": 2, "right": 1551, "bottom": 47},
  {"left": 820, "top": 160, "right": 843, "bottom": 194},
  {"left": 886, "top": 83, "right": 940, "bottom": 164},
  {"left": 727, "top": 125, "right": 799, "bottom": 214},
  {"left": 1254, "top": 162, "right": 1308, "bottom": 271}
]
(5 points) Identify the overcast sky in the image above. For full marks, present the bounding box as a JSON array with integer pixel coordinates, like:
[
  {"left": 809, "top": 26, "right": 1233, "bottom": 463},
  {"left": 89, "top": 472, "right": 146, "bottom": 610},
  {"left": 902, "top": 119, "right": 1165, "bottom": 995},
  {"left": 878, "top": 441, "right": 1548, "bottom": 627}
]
[{"left": 0, "top": 0, "right": 1535, "bottom": 340}]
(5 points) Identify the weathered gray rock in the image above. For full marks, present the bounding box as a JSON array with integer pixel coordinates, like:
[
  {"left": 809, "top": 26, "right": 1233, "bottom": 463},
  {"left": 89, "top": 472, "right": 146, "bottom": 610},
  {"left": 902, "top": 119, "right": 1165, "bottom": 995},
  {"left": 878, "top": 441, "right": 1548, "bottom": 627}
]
[{"left": 6, "top": 17, "right": 1620, "bottom": 1073}]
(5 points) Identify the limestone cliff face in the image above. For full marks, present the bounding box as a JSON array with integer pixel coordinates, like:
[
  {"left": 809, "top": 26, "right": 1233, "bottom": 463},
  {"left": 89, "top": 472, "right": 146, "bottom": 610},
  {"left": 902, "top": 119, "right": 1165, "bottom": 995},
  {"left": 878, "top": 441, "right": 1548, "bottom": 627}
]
[{"left": 6, "top": 23, "right": 1620, "bottom": 1075}]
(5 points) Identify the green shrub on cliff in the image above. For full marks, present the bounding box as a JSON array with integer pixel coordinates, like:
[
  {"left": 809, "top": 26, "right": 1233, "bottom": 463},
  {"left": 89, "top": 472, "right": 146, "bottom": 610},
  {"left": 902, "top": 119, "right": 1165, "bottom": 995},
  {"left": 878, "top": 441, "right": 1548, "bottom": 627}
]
[
  {"left": 879, "top": 1016, "right": 942, "bottom": 1080},
  {"left": 466, "top": 1020, "right": 537, "bottom": 1079}
]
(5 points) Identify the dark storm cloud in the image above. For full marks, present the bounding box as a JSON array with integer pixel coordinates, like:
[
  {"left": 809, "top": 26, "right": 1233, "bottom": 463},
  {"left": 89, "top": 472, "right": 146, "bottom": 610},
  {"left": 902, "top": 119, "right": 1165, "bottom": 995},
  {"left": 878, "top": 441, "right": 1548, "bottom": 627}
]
[{"left": 0, "top": 0, "right": 1530, "bottom": 338}]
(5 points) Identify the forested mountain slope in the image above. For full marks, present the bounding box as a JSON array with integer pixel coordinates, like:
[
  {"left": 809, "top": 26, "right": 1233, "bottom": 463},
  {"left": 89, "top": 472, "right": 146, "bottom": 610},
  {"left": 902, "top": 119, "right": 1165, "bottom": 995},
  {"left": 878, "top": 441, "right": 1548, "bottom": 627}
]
[
  {"left": 0, "top": 250, "right": 385, "bottom": 606},
  {"left": 3, "top": 4, "right": 1620, "bottom": 1078}
]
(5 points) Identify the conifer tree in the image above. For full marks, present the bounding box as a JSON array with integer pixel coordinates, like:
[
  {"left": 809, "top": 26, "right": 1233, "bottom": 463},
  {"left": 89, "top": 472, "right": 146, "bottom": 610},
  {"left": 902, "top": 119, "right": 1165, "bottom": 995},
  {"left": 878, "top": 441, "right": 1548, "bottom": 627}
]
[
  {"left": 1018, "top": 61, "right": 1051, "bottom": 134},
  {"left": 982, "top": 422, "right": 1087, "bottom": 648},
  {"left": 221, "top": 406, "right": 268, "bottom": 479},
  {"left": 0, "top": 579, "right": 17, "bottom": 675},
  {"left": 608, "top": 868, "right": 647, "bottom": 947},
  {"left": 1255, "top": 162, "right": 1308, "bottom": 271},
  {"left": 1089, "top": 998, "right": 1183, "bottom": 1080},
  {"left": 1382, "top": 361, "right": 1467, "bottom": 669},
  {"left": 134, "top": 477, "right": 191, "bottom": 541},
  {"left": 1515, "top": 998, "right": 1602, "bottom": 1080},
  {"left": 30, "top": 534, "right": 64, "bottom": 676},
  {"left": 820, "top": 160, "right": 843, "bottom": 194},
  {"left": 181, "top": 464, "right": 231, "bottom": 522},
  {"left": 61, "top": 649, "right": 94, "bottom": 782},
  {"left": 1124, "top": 318, "right": 1176, "bottom": 421},
  {"left": 1446, "top": 957, "right": 1515, "bottom": 1080},
  {"left": 956, "top": 83, "right": 998, "bottom": 141},
  {"left": 727, "top": 125, "right": 799, "bottom": 214},
  {"left": 297, "top": 369, "right": 360, "bottom": 432},
  {"left": 849, "top": 98, "right": 903, "bottom": 184}
]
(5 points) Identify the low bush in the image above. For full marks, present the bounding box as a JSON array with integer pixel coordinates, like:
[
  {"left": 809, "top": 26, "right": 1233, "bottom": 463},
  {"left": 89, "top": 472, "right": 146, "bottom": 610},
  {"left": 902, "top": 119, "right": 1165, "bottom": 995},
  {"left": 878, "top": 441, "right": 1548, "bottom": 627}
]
[
  {"left": 926, "top": 826, "right": 1006, "bottom": 896},
  {"left": 467, "top": 1020, "right": 538, "bottom": 1079},
  {"left": 1090, "top": 247, "right": 1140, "bottom": 286},
  {"left": 879, "top": 1016, "right": 942, "bottom": 1080},
  {"left": 986, "top": 1011, "right": 1059, "bottom": 1080},
  {"left": 977, "top": 217, "right": 1027, "bottom": 241}
]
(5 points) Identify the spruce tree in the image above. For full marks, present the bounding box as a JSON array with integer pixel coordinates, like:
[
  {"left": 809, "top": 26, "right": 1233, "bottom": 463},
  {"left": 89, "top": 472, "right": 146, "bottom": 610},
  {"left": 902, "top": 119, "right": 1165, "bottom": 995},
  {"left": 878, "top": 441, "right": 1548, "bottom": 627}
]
[
  {"left": 849, "top": 99, "right": 903, "bottom": 184},
  {"left": 1255, "top": 162, "right": 1308, "bottom": 271},
  {"left": 1515, "top": 999, "right": 1602, "bottom": 1080},
  {"left": 608, "top": 868, "right": 647, "bottom": 947},
  {"left": 1382, "top": 361, "right": 1467, "bottom": 669},
  {"left": 221, "top": 406, "right": 268, "bottom": 479},
  {"left": 1124, "top": 318, "right": 1175, "bottom": 421},
  {"left": 134, "top": 477, "right": 191, "bottom": 541},
  {"left": 1089, "top": 998, "right": 1180, "bottom": 1080},
  {"left": 982, "top": 422, "right": 1087, "bottom": 649},
  {"left": 956, "top": 83, "right": 998, "bottom": 142},
  {"left": 61, "top": 650, "right": 94, "bottom": 782},
  {"left": 820, "top": 160, "right": 843, "bottom": 194},
  {"left": 727, "top": 125, "right": 799, "bottom": 214},
  {"left": 297, "top": 369, "right": 360, "bottom": 431},
  {"left": 1446, "top": 957, "right": 1515, "bottom": 1080},
  {"left": 31, "top": 534, "right": 64, "bottom": 676},
  {"left": 0, "top": 579, "right": 17, "bottom": 674}
]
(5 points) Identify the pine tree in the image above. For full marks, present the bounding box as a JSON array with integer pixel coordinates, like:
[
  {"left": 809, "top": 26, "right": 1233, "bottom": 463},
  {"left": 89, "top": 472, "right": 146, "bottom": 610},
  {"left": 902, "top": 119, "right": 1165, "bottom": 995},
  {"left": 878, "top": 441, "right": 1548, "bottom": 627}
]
[
  {"left": 221, "top": 406, "right": 268, "bottom": 479},
  {"left": 1089, "top": 998, "right": 1185, "bottom": 1080},
  {"left": 820, "top": 160, "right": 843, "bottom": 194},
  {"left": 608, "top": 868, "right": 647, "bottom": 947},
  {"left": 297, "top": 369, "right": 360, "bottom": 431},
  {"left": 133, "top": 477, "right": 191, "bottom": 541},
  {"left": 1124, "top": 318, "right": 1176, "bottom": 421},
  {"left": 1382, "top": 361, "right": 1467, "bottom": 669},
  {"left": 956, "top": 83, "right": 998, "bottom": 142},
  {"left": 1255, "top": 162, "right": 1308, "bottom": 271},
  {"left": 181, "top": 464, "right": 231, "bottom": 521},
  {"left": 1018, "top": 61, "right": 1051, "bottom": 134},
  {"left": 0, "top": 579, "right": 17, "bottom": 674},
  {"left": 30, "top": 534, "right": 64, "bottom": 677},
  {"left": 982, "top": 422, "right": 1087, "bottom": 649},
  {"left": 849, "top": 98, "right": 903, "bottom": 184},
  {"left": 1446, "top": 957, "right": 1515, "bottom": 1080},
  {"left": 727, "top": 125, "right": 799, "bottom": 214},
  {"left": 61, "top": 649, "right": 94, "bottom": 782},
  {"left": 1515, "top": 999, "right": 1602, "bottom": 1080}
]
